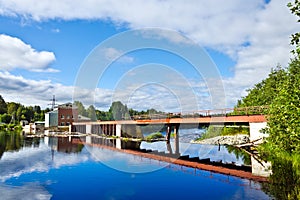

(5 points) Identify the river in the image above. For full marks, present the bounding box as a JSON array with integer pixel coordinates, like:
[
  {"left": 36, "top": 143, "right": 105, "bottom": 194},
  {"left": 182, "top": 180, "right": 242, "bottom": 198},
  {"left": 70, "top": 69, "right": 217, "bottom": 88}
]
[{"left": 0, "top": 131, "right": 298, "bottom": 199}]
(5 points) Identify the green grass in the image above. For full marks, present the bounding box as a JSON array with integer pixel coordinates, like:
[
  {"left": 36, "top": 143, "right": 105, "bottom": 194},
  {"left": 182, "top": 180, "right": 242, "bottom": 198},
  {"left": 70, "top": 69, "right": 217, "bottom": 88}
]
[
  {"left": 195, "top": 126, "right": 249, "bottom": 141},
  {"left": 144, "top": 132, "right": 164, "bottom": 141}
]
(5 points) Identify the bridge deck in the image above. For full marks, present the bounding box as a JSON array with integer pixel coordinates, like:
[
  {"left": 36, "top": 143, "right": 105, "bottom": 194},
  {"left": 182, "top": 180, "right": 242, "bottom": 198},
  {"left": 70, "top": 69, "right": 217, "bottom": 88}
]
[{"left": 73, "top": 115, "right": 266, "bottom": 125}]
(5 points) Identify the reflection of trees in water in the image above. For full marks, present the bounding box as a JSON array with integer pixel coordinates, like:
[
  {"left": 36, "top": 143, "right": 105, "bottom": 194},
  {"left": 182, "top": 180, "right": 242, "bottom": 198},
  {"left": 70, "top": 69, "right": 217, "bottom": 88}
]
[
  {"left": 261, "top": 156, "right": 300, "bottom": 200},
  {"left": 225, "top": 145, "right": 251, "bottom": 165},
  {"left": 23, "top": 137, "right": 40, "bottom": 148},
  {"left": 0, "top": 131, "right": 24, "bottom": 159},
  {"left": 0, "top": 131, "right": 44, "bottom": 159}
]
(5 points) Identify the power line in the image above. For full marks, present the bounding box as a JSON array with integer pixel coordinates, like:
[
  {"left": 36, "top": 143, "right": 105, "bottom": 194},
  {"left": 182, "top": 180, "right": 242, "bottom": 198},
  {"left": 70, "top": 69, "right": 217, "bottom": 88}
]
[{"left": 48, "top": 95, "right": 58, "bottom": 110}]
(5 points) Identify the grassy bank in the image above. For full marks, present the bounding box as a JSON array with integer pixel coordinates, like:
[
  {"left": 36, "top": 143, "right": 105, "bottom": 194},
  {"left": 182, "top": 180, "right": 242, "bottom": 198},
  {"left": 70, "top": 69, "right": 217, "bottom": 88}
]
[
  {"left": 144, "top": 132, "right": 164, "bottom": 141},
  {"left": 195, "top": 126, "right": 249, "bottom": 141}
]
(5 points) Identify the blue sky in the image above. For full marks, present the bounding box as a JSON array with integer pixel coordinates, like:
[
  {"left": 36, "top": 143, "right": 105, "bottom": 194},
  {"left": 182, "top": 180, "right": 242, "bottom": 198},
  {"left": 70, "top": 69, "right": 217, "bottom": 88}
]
[{"left": 0, "top": 0, "right": 298, "bottom": 112}]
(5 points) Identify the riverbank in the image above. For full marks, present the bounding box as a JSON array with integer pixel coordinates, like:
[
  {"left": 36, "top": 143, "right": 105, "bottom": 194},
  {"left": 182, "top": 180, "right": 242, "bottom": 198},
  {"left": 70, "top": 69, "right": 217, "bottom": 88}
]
[{"left": 191, "top": 134, "right": 250, "bottom": 145}]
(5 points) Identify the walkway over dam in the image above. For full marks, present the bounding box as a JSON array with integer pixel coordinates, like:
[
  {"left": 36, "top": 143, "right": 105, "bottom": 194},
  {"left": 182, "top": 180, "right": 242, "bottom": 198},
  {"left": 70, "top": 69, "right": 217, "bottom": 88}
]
[{"left": 71, "top": 106, "right": 268, "bottom": 143}]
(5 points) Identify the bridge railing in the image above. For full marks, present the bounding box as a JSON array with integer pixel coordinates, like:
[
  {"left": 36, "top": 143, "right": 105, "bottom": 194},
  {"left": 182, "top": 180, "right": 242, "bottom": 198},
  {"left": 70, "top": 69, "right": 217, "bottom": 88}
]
[{"left": 130, "top": 106, "right": 269, "bottom": 120}]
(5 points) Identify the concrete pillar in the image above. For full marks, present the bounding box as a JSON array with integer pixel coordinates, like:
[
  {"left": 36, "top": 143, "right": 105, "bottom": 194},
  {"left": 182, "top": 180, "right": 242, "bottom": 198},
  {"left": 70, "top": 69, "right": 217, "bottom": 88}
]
[
  {"left": 112, "top": 124, "right": 116, "bottom": 136},
  {"left": 174, "top": 124, "right": 180, "bottom": 155},
  {"left": 249, "top": 122, "right": 268, "bottom": 144},
  {"left": 116, "top": 138, "right": 122, "bottom": 149},
  {"left": 86, "top": 135, "right": 92, "bottom": 144},
  {"left": 166, "top": 141, "right": 173, "bottom": 154},
  {"left": 86, "top": 124, "right": 92, "bottom": 134},
  {"left": 166, "top": 124, "right": 171, "bottom": 142},
  {"left": 116, "top": 124, "right": 122, "bottom": 137}
]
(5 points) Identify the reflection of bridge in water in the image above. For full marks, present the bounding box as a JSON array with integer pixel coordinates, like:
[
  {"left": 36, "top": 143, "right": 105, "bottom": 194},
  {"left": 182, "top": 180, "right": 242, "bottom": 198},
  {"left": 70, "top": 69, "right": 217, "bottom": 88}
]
[
  {"left": 69, "top": 135, "right": 269, "bottom": 182},
  {"left": 70, "top": 107, "right": 270, "bottom": 181}
]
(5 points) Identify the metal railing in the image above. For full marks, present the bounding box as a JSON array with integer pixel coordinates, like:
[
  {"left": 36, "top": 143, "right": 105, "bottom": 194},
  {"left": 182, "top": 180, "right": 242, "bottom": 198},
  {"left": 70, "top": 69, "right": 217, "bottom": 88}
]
[{"left": 130, "top": 106, "right": 269, "bottom": 120}]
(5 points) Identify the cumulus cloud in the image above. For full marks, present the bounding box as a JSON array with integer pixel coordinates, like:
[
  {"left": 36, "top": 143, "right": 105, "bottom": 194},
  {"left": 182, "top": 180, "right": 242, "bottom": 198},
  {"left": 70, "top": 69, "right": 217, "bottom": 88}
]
[
  {"left": 102, "top": 47, "right": 134, "bottom": 63},
  {"left": 0, "top": 34, "right": 57, "bottom": 72},
  {"left": 0, "top": 143, "right": 89, "bottom": 182},
  {"left": 0, "top": 183, "right": 52, "bottom": 200},
  {"left": 0, "top": 70, "right": 215, "bottom": 112},
  {"left": 0, "top": 71, "right": 114, "bottom": 109},
  {"left": 0, "top": 0, "right": 298, "bottom": 108}
]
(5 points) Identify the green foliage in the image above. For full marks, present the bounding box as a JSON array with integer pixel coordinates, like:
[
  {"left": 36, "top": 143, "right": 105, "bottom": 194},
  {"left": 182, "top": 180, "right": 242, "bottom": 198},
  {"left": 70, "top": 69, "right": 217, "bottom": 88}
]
[
  {"left": 198, "top": 126, "right": 222, "bottom": 140},
  {"left": 222, "top": 126, "right": 249, "bottom": 135},
  {"left": 0, "top": 131, "right": 24, "bottom": 159},
  {"left": 87, "top": 105, "right": 97, "bottom": 121},
  {"left": 0, "top": 114, "right": 12, "bottom": 124},
  {"left": 288, "top": 0, "right": 300, "bottom": 55},
  {"left": 0, "top": 95, "right": 7, "bottom": 114},
  {"left": 73, "top": 101, "right": 87, "bottom": 116},
  {"left": 195, "top": 126, "right": 249, "bottom": 141},
  {"left": 109, "top": 101, "right": 129, "bottom": 120},
  {"left": 144, "top": 132, "right": 164, "bottom": 141},
  {"left": 225, "top": 145, "right": 251, "bottom": 165},
  {"left": 237, "top": 66, "right": 287, "bottom": 108},
  {"left": 267, "top": 57, "right": 300, "bottom": 153},
  {"left": 259, "top": 143, "right": 300, "bottom": 200}
]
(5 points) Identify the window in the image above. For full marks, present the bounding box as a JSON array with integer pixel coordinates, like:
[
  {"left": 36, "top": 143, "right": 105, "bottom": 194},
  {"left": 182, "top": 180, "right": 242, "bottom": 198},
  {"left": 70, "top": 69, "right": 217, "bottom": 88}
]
[
  {"left": 66, "top": 122, "right": 70, "bottom": 126},
  {"left": 67, "top": 115, "right": 70, "bottom": 119},
  {"left": 61, "top": 115, "right": 64, "bottom": 119},
  {"left": 60, "top": 122, "right": 65, "bottom": 126}
]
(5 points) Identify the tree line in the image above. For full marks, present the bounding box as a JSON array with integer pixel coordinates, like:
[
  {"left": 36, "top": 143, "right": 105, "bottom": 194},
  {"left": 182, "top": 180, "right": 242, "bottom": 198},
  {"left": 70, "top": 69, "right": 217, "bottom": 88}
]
[
  {"left": 236, "top": 0, "right": 300, "bottom": 156},
  {"left": 0, "top": 95, "right": 47, "bottom": 124},
  {"left": 74, "top": 100, "right": 163, "bottom": 121}
]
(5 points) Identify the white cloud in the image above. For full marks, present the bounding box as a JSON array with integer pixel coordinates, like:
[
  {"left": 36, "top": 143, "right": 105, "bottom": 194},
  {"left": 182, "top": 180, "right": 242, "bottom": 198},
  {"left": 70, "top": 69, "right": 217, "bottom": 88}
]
[
  {"left": 0, "top": 143, "right": 89, "bottom": 182},
  {"left": 0, "top": 34, "right": 57, "bottom": 72},
  {"left": 0, "top": 183, "right": 52, "bottom": 200},
  {"left": 0, "top": 71, "right": 114, "bottom": 109},
  {"left": 102, "top": 47, "right": 134, "bottom": 63},
  {"left": 0, "top": 0, "right": 298, "bottom": 108}
]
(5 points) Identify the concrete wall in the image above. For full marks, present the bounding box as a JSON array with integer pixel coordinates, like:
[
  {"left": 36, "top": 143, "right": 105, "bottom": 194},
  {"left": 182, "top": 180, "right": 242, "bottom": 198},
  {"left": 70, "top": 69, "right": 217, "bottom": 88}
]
[
  {"left": 86, "top": 124, "right": 92, "bottom": 134},
  {"left": 45, "top": 111, "right": 58, "bottom": 128},
  {"left": 116, "top": 124, "right": 122, "bottom": 137},
  {"left": 249, "top": 122, "right": 268, "bottom": 143}
]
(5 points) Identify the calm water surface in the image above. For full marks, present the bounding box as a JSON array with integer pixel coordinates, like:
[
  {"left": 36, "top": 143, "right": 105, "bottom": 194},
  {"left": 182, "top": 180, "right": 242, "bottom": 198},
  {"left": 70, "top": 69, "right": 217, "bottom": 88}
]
[{"left": 0, "top": 131, "right": 276, "bottom": 199}]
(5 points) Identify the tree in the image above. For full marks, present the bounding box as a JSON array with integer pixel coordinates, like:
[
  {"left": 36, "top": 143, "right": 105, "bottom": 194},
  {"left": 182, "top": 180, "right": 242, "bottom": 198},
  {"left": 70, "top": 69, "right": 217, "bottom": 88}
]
[
  {"left": 109, "top": 101, "right": 129, "bottom": 120},
  {"left": 264, "top": 1, "right": 300, "bottom": 153},
  {"left": 237, "top": 66, "right": 287, "bottom": 108},
  {"left": 33, "top": 105, "right": 41, "bottom": 114},
  {"left": 0, "top": 114, "right": 12, "bottom": 124},
  {"left": 16, "top": 106, "right": 23, "bottom": 121},
  {"left": 73, "top": 101, "right": 87, "bottom": 116},
  {"left": 288, "top": 0, "right": 300, "bottom": 55},
  {"left": 7, "top": 102, "right": 20, "bottom": 124},
  {"left": 87, "top": 105, "right": 97, "bottom": 121},
  {"left": 267, "top": 57, "right": 300, "bottom": 153},
  {"left": 0, "top": 95, "right": 7, "bottom": 114}
]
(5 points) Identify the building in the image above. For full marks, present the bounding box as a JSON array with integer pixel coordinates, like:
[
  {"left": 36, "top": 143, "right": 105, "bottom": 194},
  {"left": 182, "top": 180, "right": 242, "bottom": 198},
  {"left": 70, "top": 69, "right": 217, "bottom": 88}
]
[{"left": 45, "top": 103, "right": 78, "bottom": 128}]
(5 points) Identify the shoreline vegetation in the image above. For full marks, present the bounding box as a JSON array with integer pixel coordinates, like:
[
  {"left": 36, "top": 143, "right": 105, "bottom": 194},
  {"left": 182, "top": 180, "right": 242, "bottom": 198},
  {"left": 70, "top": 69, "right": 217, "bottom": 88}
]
[{"left": 191, "top": 125, "right": 250, "bottom": 145}]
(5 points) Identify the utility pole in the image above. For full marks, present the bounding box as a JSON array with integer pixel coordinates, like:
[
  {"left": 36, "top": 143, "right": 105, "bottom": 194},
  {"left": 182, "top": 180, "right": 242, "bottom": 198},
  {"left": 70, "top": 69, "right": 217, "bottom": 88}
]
[{"left": 48, "top": 95, "right": 57, "bottom": 110}]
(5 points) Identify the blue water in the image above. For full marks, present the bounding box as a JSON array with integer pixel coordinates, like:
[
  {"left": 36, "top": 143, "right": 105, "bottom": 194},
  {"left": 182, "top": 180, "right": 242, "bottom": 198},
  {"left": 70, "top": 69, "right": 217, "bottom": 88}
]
[{"left": 0, "top": 137, "right": 271, "bottom": 200}]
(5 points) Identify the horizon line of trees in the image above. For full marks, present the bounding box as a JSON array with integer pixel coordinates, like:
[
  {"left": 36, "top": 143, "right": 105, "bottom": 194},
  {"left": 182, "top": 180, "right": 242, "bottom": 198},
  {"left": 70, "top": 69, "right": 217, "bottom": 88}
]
[
  {"left": 74, "top": 100, "right": 164, "bottom": 121},
  {"left": 0, "top": 95, "right": 47, "bottom": 124},
  {"left": 0, "top": 95, "right": 164, "bottom": 124}
]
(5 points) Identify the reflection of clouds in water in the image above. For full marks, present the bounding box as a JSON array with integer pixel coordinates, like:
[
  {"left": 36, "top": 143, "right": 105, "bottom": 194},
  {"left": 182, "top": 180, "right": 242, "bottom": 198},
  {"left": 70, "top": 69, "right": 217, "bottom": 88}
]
[
  {"left": 231, "top": 179, "right": 270, "bottom": 200},
  {"left": 87, "top": 146, "right": 168, "bottom": 173},
  {"left": 0, "top": 183, "right": 52, "bottom": 200},
  {"left": 141, "top": 141, "right": 245, "bottom": 165},
  {"left": 0, "top": 144, "right": 89, "bottom": 182}
]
